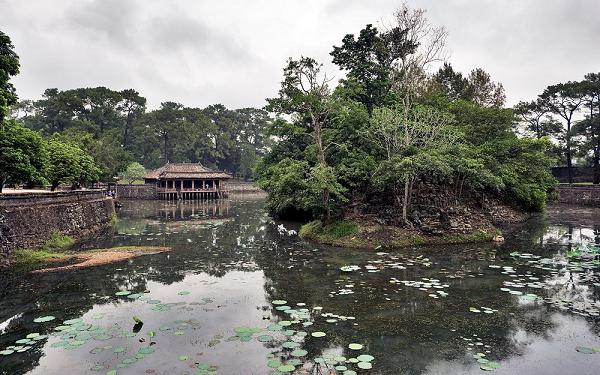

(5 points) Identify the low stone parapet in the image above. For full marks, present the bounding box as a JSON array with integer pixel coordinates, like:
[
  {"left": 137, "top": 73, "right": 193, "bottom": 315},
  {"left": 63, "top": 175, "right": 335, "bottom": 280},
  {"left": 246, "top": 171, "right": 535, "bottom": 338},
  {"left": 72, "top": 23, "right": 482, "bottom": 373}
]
[
  {"left": 116, "top": 184, "right": 157, "bottom": 199},
  {"left": 0, "top": 191, "right": 115, "bottom": 263},
  {"left": 556, "top": 185, "right": 600, "bottom": 206}
]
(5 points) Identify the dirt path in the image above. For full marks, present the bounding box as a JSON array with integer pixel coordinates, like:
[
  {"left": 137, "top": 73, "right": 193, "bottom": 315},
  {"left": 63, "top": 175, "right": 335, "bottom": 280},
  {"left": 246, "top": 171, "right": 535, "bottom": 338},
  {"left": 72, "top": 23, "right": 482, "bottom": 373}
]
[{"left": 33, "top": 246, "right": 172, "bottom": 273}]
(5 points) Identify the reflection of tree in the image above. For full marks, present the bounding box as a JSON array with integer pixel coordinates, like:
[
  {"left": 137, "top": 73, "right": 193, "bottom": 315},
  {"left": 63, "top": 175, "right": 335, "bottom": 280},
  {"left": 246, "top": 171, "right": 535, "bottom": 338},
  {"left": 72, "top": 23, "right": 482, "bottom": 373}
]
[
  {"left": 3, "top": 202, "right": 600, "bottom": 375},
  {"left": 0, "top": 198, "right": 269, "bottom": 375},
  {"left": 256, "top": 237, "right": 561, "bottom": 375}
]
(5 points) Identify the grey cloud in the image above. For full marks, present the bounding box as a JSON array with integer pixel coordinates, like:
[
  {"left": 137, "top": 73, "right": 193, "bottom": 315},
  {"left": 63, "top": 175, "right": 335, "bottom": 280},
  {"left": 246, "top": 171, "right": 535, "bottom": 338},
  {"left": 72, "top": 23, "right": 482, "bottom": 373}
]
[
  {"left": 148, "top": 15, "right": 251, "bottom": 61},
  {"left": 1, "top": 0, "right": 599, "bottom": 109},
  {"left": 67, "top": 0, "right": 139, "bottom": 50}
]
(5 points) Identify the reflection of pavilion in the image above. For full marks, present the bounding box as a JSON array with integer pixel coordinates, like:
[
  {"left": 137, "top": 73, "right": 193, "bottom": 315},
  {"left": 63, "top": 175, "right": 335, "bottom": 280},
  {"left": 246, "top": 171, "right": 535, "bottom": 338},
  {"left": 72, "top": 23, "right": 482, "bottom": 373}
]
[
  {"left": 156, "top": 199, "right": 231, "bottom": 221},
  {"left": 145, "top": 163, "right": 231, "bottom": 200}
]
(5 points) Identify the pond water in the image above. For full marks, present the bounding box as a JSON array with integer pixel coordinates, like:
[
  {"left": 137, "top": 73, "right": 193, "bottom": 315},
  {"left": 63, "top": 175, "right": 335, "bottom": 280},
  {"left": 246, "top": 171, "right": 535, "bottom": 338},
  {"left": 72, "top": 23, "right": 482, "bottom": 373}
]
[{"left": 1, "top": 196, "right": 600, "bottom": 375}]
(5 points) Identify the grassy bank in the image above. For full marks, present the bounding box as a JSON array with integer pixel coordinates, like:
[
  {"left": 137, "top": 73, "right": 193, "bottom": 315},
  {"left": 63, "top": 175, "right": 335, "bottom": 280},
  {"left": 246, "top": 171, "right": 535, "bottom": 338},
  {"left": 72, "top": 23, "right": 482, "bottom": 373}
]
[
  {"left": 299, "top": 220, "right": 498, "bottom": 249},
  {"left": 11, "top": 232, "right": 171, "bottom": 271},
  {"left": 13, "top": 232, "right": 75, "bottom": 269}
]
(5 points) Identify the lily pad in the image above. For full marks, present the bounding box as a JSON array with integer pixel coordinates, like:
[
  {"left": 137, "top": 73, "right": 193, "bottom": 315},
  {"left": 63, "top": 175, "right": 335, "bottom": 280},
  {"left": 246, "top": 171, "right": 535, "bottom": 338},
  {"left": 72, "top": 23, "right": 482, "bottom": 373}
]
[
  {"left": 356, "top": 354, "right": 374, "bottom": 362},
  {"left": 63, "top": 318, "right": 82, "bottom": 325},
  {"left": 33, "top": 316, "right": 56, "bottom": 323},
  {"left": 576, "top": 346, "right": 597, "bottom": 354},
  {"left": 311, "top": 331, "right": 326, "bottom": 337},
  {"left": 480, "top": 362, "right": 501, "bottom": 371},
  {"left": 282, "top": 341, "right": 300, "bottom": 349},
  {"left": 291, "top": 349, "right": 308, "bottom": 357},
  {"left": 358, "top": 362, "right": 372, "bottom": 369},
  {"left": 348, "top": 343, "right": 363, "bottom": 350},
  {"left": 257, "top": 335, "right": 274, "bottom": 342},
  {"left": 277, "top": 364, "right": 295, "bottom": 372}
]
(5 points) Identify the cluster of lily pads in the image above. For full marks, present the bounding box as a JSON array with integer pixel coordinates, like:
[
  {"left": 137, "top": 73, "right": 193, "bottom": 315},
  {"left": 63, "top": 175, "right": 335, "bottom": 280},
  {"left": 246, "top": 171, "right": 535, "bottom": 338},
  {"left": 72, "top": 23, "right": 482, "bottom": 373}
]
[
  {"left": 216, "top": 298, "right": 377, "bottom": 374},
  {"left": 474, "top": 353, "right": 501, "bottom": 372},
  {"left": 390, "top": 278, "right": 450, "bottom": 299},
  {"left": 340, "top": 253, "right": 434, "bottom": 275},
  {"left": 468, "top": 307, "right": 497, "bottom": 314},
  {"left": 456, "top": 334, "right": 501, "bottom": 372},
  {"left": 499, "top": 244, "right": 600, "bottom": 317},
  {"left": 575, "top": 346, "right": 600, "bottom": 354},
  {"left": 0, "top": 287, "right": 217, "bottom": 374}
]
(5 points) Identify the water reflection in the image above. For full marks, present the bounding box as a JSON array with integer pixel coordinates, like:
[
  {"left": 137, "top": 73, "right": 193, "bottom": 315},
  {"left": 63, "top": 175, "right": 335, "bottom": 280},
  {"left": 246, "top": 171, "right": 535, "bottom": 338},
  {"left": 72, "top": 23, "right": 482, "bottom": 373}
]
[{"left": 1, "top": 199, "right": 600, "bottom": 374}]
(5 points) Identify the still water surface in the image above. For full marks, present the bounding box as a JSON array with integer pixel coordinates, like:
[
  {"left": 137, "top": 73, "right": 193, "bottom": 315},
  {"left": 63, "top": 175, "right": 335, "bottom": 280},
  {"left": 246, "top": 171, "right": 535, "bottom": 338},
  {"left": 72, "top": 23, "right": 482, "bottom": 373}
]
[{"left": 1, "top": 196, "right": 600, "bottom": 374}]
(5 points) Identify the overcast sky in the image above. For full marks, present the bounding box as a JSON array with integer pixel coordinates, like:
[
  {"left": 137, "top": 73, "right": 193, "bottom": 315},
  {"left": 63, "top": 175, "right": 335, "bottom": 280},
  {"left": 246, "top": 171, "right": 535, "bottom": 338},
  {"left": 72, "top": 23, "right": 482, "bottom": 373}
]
[{"left": 1, "top": 0, "right": 598, "bottom": 110}]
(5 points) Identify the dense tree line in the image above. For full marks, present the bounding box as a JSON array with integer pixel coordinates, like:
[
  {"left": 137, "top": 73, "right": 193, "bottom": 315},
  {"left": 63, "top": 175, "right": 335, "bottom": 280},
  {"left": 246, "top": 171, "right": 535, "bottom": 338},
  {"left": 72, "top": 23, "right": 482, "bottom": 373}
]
[
  {"left": 515, "top": 73, "right": 600, "bottom": 183},
  {"left": 13, "top": 87, "right": 270, "bottom": 181},
  {"left": 0, "top": 29, "right": 271, "bottom": 192},
  {"left": 257, "top": 4, "right": 556, "bottom": 223}
]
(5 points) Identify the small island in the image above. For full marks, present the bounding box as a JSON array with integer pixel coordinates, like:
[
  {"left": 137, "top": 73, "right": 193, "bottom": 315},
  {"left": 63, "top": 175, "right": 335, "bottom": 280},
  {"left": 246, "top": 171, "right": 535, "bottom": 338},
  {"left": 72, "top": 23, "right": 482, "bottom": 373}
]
[{"left": 256, "top": 22, "right": 556, "bottom": 248}]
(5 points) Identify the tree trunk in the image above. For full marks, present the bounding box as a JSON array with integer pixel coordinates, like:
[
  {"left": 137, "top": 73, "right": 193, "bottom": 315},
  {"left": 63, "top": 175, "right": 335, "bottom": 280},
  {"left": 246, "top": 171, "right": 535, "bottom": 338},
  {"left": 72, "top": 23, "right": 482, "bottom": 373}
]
[
  {"left": 314, "top": 119, "right": 331, "bottom": 223},
  {"left": 164, "top": 134, "right": 169, "bottom": 163},
  {"left": 402, "top": 178, "right": 410, "bottom": 224},
  {"left": 123, "top": 112, "right": 133, "bottom": 148},
  {"left": 566, "top": 120, "right": 573, "bottom": 184},
  {"left": 592, "top": 103, "right": 600, "bottom": 184},
  {"left": 593, "top": 145, "right": 600, "bottom": 185}
]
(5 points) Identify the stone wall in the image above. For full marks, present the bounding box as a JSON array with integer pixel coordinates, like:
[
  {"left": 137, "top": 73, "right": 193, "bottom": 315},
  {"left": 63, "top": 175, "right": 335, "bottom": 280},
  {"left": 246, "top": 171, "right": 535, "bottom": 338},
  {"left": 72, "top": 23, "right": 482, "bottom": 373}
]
[
  {"left": 556, "top": 185, "right": 600, "bottom": 206},
  {"left": 0, "top": 191, "right": 115, "bottom": 262},
  {"left": 116, "top": 184, "right": 157, "bottom": 199},
  {"left": 226, "top": 180, "right": 264, "bottom": 193},
  {"left": 552, "top": 166, "right": 596, "bottom": 183}
]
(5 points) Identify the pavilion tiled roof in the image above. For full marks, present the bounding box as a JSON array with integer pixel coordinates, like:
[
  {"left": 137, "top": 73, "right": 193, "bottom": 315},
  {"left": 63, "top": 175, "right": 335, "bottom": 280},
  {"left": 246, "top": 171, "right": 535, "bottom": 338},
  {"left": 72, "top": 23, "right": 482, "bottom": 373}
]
[{"left": 145, "top": 163, "right": 231, "bottom": 180}]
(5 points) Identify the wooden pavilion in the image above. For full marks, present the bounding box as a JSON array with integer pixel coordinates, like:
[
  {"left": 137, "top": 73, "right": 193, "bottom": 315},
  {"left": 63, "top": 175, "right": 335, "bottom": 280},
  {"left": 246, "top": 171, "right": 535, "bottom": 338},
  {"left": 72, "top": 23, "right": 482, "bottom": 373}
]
[{"left": 144, "top": 163, "right": 231, "bottom": 200}]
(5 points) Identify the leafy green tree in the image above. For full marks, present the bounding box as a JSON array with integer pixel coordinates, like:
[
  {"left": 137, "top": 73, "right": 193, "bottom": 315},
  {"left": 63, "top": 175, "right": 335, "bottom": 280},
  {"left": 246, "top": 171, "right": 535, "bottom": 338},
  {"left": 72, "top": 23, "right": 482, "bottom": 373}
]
[
  {"left": 257, "top": 158, "right": 314, "bottom": 218},
  {"left": 573, "top": 73, "right": 600, "bottom": 182},
  {"left": 465, "top": 68, "right": 506, "bottom": 108},
  {"left": 118, "top": 89, "right": 146, "bottom": 149},
  {"left": 202, "top": 104, "right": 238, "bottom": 170},
  {"left": 480, "top": 137, "right": 556, "bottom": 211},
  {"left": 119, "top": 162, "right": 146, "bottom": 184},
  {"left": 540, "top": 81, "right": 585, "bottom": 184},
  {"left": 331, "top": 24, "right": 417, "bottom": 115},
  {"left": 448, "top": 100, "right": 514, "bottom": 145},
  {"left": 0, "top": 30, "right": 20, "bottom": 122},
  {"left": 45, "top": 139, "right": 100, "bottom": 190},
  {"left": 433, "top": 63, "right": 470, "bottom": 101},
  {"left": 54, "top": 128, "right": 131, "bottom": 182},
  {"left": 0, "top": 120, "right": 47, "bottom": 192},
  {"left": 369, "top": 104, "right": 459, "bottom": 222},
  {"left": 433, "top": 64, "right": 505, "bottom": 108},
  {"left": 514, "top": 99, "right": 561, "bottom": 139},
  {"left": 266, "top": 57, "right": 340, "bottom": 222}
]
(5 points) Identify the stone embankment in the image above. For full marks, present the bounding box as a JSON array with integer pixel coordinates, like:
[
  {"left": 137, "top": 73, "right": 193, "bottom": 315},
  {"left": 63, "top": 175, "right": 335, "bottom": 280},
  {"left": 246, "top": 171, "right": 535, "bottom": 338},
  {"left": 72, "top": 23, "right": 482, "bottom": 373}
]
[
  {"left": 556, "top": 185, "right": 600, "bottom": 206},
  {"left": 116, "top": 184, "right": 158, "bottom": 199},
  {"left": 0, "top": 191, "right": 115, "bottom": 265}
]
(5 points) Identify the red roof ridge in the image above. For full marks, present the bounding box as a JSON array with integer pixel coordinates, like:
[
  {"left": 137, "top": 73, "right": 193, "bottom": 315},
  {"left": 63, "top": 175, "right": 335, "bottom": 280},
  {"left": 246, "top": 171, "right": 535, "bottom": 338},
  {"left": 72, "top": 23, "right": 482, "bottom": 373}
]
[{"left": 145, "top": 163, "right": 230, "bottom": 180}]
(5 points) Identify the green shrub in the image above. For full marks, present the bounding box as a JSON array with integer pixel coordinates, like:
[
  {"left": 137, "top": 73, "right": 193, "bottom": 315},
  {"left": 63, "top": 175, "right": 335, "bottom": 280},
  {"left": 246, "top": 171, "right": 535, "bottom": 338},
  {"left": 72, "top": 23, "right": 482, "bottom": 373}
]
[
  {"left": 13, "top": 248, "right": 67, "bottom": 268},
  {"left": 43, "top": 232, "right": 75, "bottom": 252},
  {"left": 300, "top": 220, "right": 358, "bottom": 240}
]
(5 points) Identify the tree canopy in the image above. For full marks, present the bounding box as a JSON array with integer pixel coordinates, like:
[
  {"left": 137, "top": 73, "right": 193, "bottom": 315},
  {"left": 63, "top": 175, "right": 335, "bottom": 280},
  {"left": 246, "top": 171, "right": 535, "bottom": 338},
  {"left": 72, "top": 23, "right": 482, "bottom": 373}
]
[
  {"left": 0, "top": 30, "right": 20, "bottom": 122},
  {"left": 257, "top": 4, "right": 556, "bottom": 224},
  {"left": 14, "top": 86, "right": 271, "bottom": 181}
]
